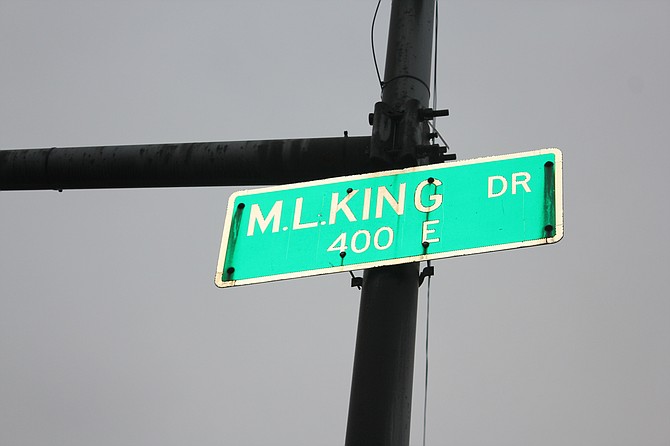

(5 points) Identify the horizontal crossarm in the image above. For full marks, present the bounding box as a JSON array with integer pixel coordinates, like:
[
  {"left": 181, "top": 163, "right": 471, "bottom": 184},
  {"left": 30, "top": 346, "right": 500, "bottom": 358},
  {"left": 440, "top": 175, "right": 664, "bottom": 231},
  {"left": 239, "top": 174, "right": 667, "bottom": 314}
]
[{"left": 0, "top": 136, "right": 370, "bottom": 190}]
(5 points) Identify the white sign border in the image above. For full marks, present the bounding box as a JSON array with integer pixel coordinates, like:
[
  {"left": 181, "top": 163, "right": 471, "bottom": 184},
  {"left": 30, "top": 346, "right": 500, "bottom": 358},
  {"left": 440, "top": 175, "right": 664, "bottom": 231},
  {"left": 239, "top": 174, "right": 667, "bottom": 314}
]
[{"left": 215, "top": 148, "right": 563, "bottom": 288}]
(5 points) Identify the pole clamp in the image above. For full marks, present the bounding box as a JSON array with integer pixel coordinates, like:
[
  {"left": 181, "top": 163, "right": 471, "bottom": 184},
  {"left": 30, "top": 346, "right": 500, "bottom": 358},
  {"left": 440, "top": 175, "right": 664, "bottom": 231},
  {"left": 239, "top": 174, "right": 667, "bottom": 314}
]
[
  {"left": 418, "top": 265, "right": 435, "bottom": 287},
  {"left": 419, "top": 108, "right": 449, "bottom": 120}
]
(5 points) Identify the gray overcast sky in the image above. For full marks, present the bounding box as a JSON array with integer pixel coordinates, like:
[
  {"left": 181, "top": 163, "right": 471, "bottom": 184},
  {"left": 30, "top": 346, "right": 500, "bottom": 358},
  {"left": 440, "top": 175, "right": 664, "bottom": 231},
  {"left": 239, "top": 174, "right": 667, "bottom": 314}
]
[{"left": 1, "top": 1, "right": 669, "bottom": 445}]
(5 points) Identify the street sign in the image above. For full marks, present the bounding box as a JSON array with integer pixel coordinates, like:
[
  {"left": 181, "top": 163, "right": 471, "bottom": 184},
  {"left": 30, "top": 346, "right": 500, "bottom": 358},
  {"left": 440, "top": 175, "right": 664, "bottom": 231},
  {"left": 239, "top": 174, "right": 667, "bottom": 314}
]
[{"left": 215, "top": 148, "right": 563, "bottom": 287}]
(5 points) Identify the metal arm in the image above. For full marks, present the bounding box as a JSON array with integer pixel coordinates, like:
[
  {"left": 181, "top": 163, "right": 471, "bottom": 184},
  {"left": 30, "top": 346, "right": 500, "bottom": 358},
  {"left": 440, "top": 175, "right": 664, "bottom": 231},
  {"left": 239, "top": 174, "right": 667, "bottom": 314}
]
[{"left": 0, "top": 135, "right": 370, "bottom": 190}]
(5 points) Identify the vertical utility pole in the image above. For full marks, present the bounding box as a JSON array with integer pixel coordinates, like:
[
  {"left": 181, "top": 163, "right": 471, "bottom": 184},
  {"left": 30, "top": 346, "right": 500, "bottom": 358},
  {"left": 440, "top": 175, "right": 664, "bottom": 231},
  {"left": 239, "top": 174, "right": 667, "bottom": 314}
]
[{"left": 345, "top": 1, "right": 436, "bottom": 445}]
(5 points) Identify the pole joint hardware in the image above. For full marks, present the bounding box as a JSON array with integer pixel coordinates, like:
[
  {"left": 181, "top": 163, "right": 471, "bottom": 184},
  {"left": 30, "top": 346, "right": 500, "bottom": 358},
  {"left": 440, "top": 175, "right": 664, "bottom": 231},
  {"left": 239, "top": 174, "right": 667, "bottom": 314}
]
[
  {"left": 416, "top": 144, "right": 456, "bottom": 163},
  {"left": 418, "top": 264, "right": 435, "bottom": 287},
  {"left": 368, "top": 101, "right": 454, "bottom": 167},
  {"left": 419, "top": 108, "right": 450, "bottom": 120}
]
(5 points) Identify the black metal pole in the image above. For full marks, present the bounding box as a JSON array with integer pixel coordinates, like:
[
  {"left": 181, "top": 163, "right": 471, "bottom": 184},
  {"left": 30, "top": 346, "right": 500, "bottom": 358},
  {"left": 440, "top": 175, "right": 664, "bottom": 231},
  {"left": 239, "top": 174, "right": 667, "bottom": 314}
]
[
  {"left": 345, "top": 1, "right": 435, "bottom": 445},
  {"left": 0, "top": 136, "right": 370, "bottom": 190}
]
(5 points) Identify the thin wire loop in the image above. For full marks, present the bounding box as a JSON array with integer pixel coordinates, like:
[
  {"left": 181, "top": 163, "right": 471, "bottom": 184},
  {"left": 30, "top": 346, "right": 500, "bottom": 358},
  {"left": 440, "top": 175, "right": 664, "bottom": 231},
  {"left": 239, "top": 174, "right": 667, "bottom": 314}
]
[
  {"left": 371, "top": 0, "right": 384, "bottom": 90},
  {"left": 382, "top": 74, "right": 431, "bottom": 96}
]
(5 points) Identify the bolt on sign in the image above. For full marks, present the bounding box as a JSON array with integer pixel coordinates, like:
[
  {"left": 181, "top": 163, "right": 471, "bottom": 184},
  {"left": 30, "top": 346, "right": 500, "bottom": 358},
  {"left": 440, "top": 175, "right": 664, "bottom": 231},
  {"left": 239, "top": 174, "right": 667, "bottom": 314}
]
[{"left": 215, "top": 148, "right": 563, "bottom": 287}]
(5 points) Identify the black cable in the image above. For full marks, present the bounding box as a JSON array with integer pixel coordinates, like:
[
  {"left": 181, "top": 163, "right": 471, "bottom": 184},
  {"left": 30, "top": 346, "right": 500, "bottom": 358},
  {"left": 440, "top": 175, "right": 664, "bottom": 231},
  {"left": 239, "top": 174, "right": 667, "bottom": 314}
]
[
  {"left": 429, "top": 0, "right": 451, "bottom": 154},
  {"left": 422, "top": 260, "right": 432, "bottom": 446},
  {"left": 424, "top": 8, "right": 439, "bottom": 446},
  {"left": 432, "top": 0, "right": 439, "bottom": 130},
  {"left": 371, "top": 0, "right": 384, "bottom": 90}
]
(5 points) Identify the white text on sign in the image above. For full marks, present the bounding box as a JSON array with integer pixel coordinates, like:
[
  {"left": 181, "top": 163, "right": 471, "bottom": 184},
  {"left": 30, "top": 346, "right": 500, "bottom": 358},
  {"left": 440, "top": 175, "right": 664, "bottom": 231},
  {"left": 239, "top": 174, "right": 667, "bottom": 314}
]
[
  {"left": 246, "top": 180, "right": 444, "bottom": 237},
  {"left": 487, "top": 172, "right": 531, "bottom": 198}
]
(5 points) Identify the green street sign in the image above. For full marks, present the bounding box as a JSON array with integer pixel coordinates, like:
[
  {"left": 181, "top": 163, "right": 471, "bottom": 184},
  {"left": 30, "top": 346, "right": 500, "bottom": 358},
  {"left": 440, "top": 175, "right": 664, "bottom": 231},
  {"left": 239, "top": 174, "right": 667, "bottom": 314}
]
[{"left": 215, "top": 148, "right": 563, "bottom": 287}]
